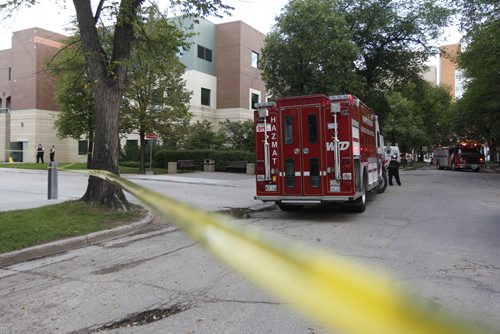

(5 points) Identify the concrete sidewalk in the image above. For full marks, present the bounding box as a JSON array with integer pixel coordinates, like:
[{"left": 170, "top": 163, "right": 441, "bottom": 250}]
[{"left": 0, "top": 169, "right": 274, "bottom": 267}]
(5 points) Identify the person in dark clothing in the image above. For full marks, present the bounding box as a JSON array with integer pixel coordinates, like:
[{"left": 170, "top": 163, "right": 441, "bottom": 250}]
[
  {"left": 388, "top": 153, "right": 401, "bottom": 186},
  {"left": 49, "top": 145, "right": 55, "bottom": 162},
  {"left": 36, "top": 144, "right": 45, "bottom": 163}
]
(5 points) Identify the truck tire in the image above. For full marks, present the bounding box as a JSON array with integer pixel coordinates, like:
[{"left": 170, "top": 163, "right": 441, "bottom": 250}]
[
  {"left": 473, "top": 167, "right": 480, "bottom": 172},
  {"left": 351, "top": 171, "right": 367, "bottom": 212},
  {"left": 376, "top": 169, "right": 387, "bottom": 194}
]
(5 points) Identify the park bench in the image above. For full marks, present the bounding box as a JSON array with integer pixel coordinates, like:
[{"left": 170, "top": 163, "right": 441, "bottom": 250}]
[
  {"left": 224, "top": 161, "right": 247, "bottom": 173},
  {"left": 177, "top": 160, "right": 199, "bottom": 171}
]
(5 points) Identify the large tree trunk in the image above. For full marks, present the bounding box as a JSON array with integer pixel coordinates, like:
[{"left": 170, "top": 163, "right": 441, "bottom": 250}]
[
  {"left": 80, "top": 83, "right": 129, "bottom": 210},
  {"left": 73, "top": 0, "right": 142, "bottom": 210}
]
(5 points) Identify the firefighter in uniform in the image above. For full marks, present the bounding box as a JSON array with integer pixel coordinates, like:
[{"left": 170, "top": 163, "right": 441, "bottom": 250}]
[{"left": 388, "top": 153, "right": 401, "bottom": 186}]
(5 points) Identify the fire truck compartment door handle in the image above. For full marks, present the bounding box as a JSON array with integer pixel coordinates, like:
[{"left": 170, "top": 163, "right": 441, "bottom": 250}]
[
  {"left": 294, "top": 148, "right": 300, "bottom": 155},
  {"left": 303, "top": 148, "right": 309, "bottom": 154}
]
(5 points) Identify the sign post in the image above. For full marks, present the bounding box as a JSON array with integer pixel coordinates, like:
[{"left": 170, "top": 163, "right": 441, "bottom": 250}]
[{"left": 145, "top": 133, "right": 159, "bottom": 174}]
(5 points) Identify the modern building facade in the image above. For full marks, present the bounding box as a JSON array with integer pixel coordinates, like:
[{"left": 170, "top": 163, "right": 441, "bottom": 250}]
[
  {"left": 175, "top": 18, "right": 267, "bottom": 128},
  {"left": 0, "top": 19, "right": 268, "bottom": 162},
  {"left": 0, "top": 28, "right": 84, "bottom": 163}
]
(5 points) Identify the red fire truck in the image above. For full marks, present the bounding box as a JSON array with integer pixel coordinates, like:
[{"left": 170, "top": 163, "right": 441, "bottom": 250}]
[
  {"left": 433, "top": 142, "right": 485, "bottom": 172},
  {"left": 254, "top": 94, "right": 387, "bottom": 212}
]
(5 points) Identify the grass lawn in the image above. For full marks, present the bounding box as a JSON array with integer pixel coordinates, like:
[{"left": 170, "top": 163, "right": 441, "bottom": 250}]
[
  {"left": 0, "top": 201, "right": 147, "bottom": 253},
  {"left": 0, "top": 162, "right": 169, "bottom": 174}
]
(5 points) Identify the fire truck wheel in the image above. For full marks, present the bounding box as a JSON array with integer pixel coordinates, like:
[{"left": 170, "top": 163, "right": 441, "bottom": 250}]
[
  {"left": 377, "top": 170, "right": 387, "bottom": 194},
  {"left": 278, "top": 204, "right": 304, "bottom": 211},
  {"left": 351, "top": 173, "right": 367, "bottom": 212},
  {"left": 473, "top": 167, "right": 480, "bottom": 172}
]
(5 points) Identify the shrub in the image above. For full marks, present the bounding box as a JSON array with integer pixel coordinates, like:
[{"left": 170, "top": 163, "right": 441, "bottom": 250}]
[{"left": 155, "top": 149, "right": 254, "bottom": 170}]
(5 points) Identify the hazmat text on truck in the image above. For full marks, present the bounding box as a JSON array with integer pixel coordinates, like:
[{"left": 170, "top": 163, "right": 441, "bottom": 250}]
[{"left": 254, "top": 94, "right": 387, "bottom": 212}]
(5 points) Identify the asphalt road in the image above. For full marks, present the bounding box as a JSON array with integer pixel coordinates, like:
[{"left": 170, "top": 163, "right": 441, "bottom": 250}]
[{"left": 0, "top": 166, "right": 499, "bottom": 333}]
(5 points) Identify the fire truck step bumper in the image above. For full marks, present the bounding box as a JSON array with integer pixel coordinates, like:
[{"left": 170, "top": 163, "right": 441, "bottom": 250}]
[{"left": 255, "top": 196, "right": 356, "bottom": 204}]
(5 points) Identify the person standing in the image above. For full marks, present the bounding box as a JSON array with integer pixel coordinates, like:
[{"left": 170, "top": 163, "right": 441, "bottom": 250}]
[
  {"left": 36, "top": 144, "right": 45, "bottom": 163},
  {"left": 49, "top": 145, "right": 55, "bottom": 162},
  {"left": 388, "top": 153, "right": 401, "bottom": 186}
]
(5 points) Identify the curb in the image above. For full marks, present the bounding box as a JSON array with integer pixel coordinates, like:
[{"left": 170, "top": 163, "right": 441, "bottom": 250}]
[{"left": 0, "top": 213, "right": 155, "bottom": 268}]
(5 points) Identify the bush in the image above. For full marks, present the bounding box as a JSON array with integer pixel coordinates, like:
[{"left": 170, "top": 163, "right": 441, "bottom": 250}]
[
  {"left": 120, "top": 160, "right": 140, "bottom": 168},
  {"left": 155, "top": 149, "right": 254, "bottom": 170},
  {"left": 121, "top": 140, "right": 139, "bottom": 161}
]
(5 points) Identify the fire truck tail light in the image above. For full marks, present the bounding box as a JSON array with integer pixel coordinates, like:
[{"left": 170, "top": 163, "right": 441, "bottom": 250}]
[
  {"left": 342, "top": 173, "right": 352, "bottom": 180},
  {"left": 271, "top": 168, "right": 279, "bottom": 175},
  {"left": 256, "top": 161, "right": 265, "bottom": 174}
]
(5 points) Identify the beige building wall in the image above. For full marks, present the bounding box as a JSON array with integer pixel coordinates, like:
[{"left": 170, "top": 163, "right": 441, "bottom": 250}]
[
  {"left": 422, "top": 65, "right": 437, "bottom": 85},
  {"left": 184, "top": 70, "right": 218, "bottom": 124},
  {"left": 439, "top": 44, "right": 460, "bottom": 99}
]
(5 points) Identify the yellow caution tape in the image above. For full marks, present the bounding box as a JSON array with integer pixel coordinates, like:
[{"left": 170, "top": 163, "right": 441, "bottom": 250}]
[{"left": 65, "top": 168, "right": 483, "bottom": 334}]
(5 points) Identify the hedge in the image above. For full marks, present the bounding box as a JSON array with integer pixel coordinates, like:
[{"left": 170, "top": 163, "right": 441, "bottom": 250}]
[{"left": 155, "top": 149, "right": 255, "bottom": 170}]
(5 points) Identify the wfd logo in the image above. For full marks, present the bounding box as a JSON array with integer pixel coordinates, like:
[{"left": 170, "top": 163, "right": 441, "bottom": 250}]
[{"left": 326, "top": 141, "right": 350, "bottom": 151}]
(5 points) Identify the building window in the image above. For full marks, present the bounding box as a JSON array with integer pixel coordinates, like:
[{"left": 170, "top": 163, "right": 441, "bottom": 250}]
[
  {"left": 8, "top": 67, "right": 12, "bottom": 80},
  {"left": 197, "top": 45, "right": 213, "bottom": 62},
  {"left": 6, "top": 96, "right": 11, "bottom": 112},
  {"left": 201, "top": 88, "right": 211, "bottom": 106},
  {"left": 251, "top": 92, "right": 260, "bottom": 109},
  {"left": 152, "top": 89, "right": 162, "bottom": 107},
  {"left": 78, "top": 140, "right": 88, "bottom": 155},
  {"left": 251, "top": 51, "right": 259, "bottom": 68}
]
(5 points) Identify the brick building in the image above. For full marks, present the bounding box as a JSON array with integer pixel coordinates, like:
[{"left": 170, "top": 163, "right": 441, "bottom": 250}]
[
  {"left": 439, "top": 43, "right": 462, "bottom": 100},
  {"left": 0, "top": 20, "right": 267, "bottom": 162},
  {"left": 0, "top": 28, "right": 85, "bottom": 163}
]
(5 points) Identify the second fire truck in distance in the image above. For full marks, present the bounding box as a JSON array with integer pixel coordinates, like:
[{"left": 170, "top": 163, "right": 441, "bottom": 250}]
[
  {"left": 433, "top": 142, "right": 485, "bottom": 172},
  {"left": 254, "top": 94, "right": 387, "bottom": 212}
]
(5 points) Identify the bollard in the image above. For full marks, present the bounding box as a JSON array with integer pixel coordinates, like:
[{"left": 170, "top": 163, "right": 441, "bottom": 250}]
[{"left": 48, "top": 162, "right": 58, "bottom": 199}]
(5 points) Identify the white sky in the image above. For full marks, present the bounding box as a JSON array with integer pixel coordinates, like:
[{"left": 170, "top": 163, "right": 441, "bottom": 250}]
[
  {"left": 0, "top": 0, "right": 460, "bottom": 64},
  {"left": 0, "top": 0, "right": 289, "bottom": 50}
]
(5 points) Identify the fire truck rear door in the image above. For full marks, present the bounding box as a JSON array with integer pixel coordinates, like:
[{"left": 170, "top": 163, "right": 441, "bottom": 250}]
[{"left": 281, "top": 105, "right": 324, "bottom": 196}]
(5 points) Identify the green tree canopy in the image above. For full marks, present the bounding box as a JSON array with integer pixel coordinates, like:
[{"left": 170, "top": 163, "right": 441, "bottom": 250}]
[
  {"left": 261, "top": 0, "right": 451, "bottom": 113},
  {"left": 48, "top": 35, "right": 95, "bottom": 168},
  {"left": 120, "top": 7, "right": 192, "bottom": 172},
  {"left": 455, "top": 18, "right": 500, "bottom": 161},
  {"left": 260, "top": 0, "right": 362, "bottom": 97},
  {"left": 383, "top": 80, "right": 453, "bottom": 154},
  {"left": 183, "top": 120, "right": 223, "bottom": 150},
  {"left": 217, "top": 119, "right": 254, "bottom": 152}
]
